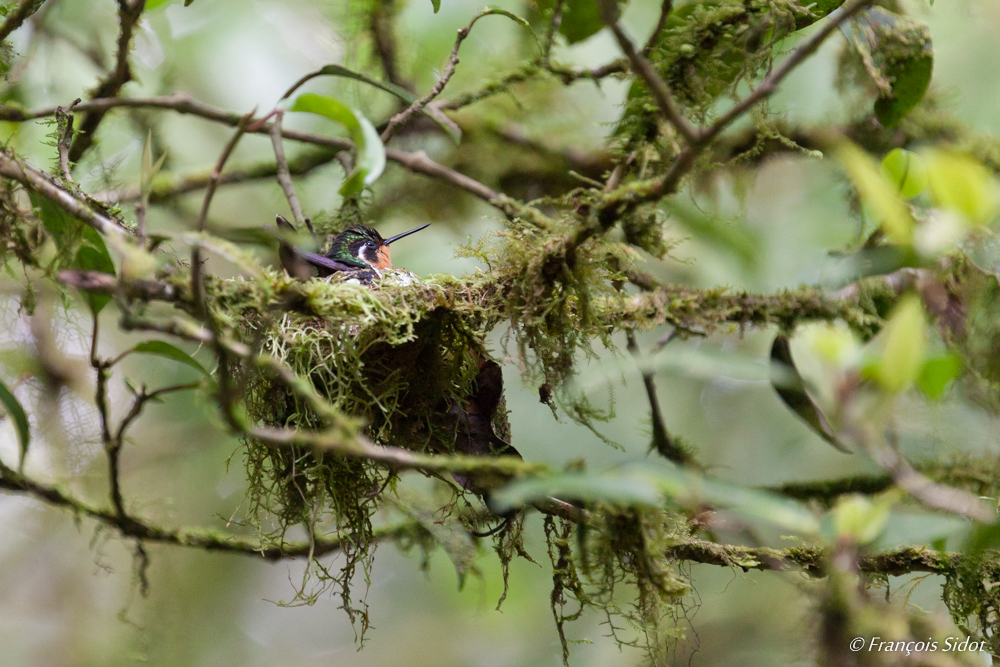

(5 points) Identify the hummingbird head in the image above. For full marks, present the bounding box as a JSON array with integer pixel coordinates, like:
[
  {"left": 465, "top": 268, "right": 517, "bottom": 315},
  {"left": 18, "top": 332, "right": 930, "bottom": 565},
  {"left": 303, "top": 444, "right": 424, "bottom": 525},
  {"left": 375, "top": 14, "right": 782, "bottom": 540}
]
[{"left": 328, "top": 223, "right": 430, "bottom": 270}]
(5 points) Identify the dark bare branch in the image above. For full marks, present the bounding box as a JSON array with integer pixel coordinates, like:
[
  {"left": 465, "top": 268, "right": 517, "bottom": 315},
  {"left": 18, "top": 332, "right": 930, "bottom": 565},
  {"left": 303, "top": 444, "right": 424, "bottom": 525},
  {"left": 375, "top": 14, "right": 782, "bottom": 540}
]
[{"left": 68, "top": 0, "right": 146, "bottom": 163}]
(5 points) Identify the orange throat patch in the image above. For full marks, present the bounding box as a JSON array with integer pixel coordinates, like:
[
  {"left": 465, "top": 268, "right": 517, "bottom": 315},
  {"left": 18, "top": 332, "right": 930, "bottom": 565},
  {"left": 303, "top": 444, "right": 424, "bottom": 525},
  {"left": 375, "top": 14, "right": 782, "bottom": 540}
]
[{"left": 371, "top": 245, "right": 393, "bottom": 270}]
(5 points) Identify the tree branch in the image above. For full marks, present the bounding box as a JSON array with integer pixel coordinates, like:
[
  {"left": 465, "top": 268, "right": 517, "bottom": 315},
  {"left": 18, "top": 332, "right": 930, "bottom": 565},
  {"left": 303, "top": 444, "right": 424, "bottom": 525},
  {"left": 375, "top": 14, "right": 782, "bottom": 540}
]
[
  {"left": 381, "top": 9, "right": 504, "bottom": 142},
  {"left": 0, "top": 0, "right": 48, "bottom": 43},
  {"left": 68, "top": 0, "right": 146, "bottom": 163},
  {"left": 599, "top": 0, "right": 698, "bottom": 144},
  {"left": 268, "top": 110, "right": 307, "bottom": 227},
  {"left": 0, "top": 94, "right": 520, "bottom": 216},
  {"left": 0, "top": 149, "right": 129, "bottom": 239}
]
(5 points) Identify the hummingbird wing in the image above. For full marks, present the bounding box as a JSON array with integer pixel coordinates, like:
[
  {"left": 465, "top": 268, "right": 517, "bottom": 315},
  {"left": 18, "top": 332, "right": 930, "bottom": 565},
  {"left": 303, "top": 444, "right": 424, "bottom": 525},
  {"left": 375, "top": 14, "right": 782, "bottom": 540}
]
[
  {"left": 770, "top": 334, "right": 851, "bottom": 453},
  {"left": 267, "top": 217, "right": 358, "bottom": 278}
]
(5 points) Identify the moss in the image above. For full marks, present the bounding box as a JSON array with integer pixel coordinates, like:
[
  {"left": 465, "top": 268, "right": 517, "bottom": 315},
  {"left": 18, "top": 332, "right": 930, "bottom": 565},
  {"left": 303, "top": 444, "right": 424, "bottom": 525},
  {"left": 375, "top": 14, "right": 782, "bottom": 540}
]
[
  {"left": 943, "top": 552, "right": 1000, "bottom": 656},
  {"left": 545, "top": 506, "right": 693, "bottom": 665}
]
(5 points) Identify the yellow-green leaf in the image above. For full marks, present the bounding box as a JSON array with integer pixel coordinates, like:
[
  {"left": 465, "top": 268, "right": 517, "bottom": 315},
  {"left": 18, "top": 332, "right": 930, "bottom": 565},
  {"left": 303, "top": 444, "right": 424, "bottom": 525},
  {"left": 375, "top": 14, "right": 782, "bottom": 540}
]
[
  {"left": 873, "top": 294, "right": 927, "bottom": 393},
  {"left": 917, "top": 353, "right": 963, "bottom": 399},
  {"left": 880, "top": 148, "right": 927, "bottom": 199},
  {"left": 837, "top": 142, "right": 914, "bottom": 244},
  {"left": 924, "top": 150, "right": 1000, "bottom": 225}
]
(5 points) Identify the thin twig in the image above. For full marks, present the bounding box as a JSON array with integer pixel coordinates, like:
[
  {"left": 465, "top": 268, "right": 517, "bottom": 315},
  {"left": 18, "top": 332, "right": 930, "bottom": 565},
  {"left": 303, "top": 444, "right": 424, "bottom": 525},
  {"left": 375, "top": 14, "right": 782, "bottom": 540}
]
[
  {"left": 0, "top": 455, "right": 413, "bottom": 559},
  {"left": 625, "top": 330, "right": 692, "bottom": 466},
  {"left": 542, "top": 0, "right": 565, "bottom": 66},
  {"left": 191, "top": 110, "right": 255, "bottom": 316},
  {"left": 698, "top": 0, "right": 873, "bottom": 150},
  {"left": 268, "top": 110, "right": 306, "bottom": 227},
  {"left": 642, "top": 0, "right": 673, "bottom": 54},
  {"left": 381, "top": 10, "right": 504, "bottom": 142},
  {"left": 599, "top": 0, "right": 697, "bottom": 143},
  {"left": 54, "top": 99, "right": 80, "bottom": 182},
  {"left": 596, "top": 0, "right": 874, "bottom": 223}
]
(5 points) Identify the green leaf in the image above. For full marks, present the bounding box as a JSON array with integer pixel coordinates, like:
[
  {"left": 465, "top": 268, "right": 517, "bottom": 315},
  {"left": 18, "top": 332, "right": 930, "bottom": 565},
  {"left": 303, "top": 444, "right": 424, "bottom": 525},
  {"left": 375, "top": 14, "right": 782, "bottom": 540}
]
[
  {"left": 836, "top": 141, "right": 914, "bottom": 244},
  {"left": 290, "top": 93, "right": 386, "bottom": 197},
  {"left": 546, "top": 0, "right": 602, "bottom": 44},
  {"left": 30, "top": 192, "right": 117, "bottom": 313},
  {"left": 430, "top": 0, "right": 441, "bottom": 12},
  {"left": 924, "top": 150, "right": 1000, "bottom": 225},
  {"left": 280, "top": 66, "right": 461, "bottom": 144},
  {"left": 880, "top": 148, "right": 927, "bottom": 199},
  {"left": 0, "top": 378, "right": 30, "bottom": 469},
  {"left": 868, "top": 294, "right": 927, "bottom": 393},
  {"left": 132, "top": 341, "right": 210, "bottom": 376},
  {"left": 145, "top": 0, "right": 174, "bottom": 8},
  {"left": 75, "top": 227, "right": 116, "bottom": 314},
  {"left": 917, "top": 353, "right": 963, "bottom": 399},
  {"left": 823, "top": 491, "right": 901, "bottom": 545},
  {"left": 845, "top": 9, "right": 933, "bottom": 129}
]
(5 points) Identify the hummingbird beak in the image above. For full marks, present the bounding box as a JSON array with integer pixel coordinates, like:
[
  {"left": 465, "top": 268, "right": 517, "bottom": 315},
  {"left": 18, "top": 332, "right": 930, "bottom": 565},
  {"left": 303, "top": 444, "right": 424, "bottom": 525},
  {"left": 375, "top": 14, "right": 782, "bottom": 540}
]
[{"left": 383, "top": 223, "right": 430, "bottom": 245}]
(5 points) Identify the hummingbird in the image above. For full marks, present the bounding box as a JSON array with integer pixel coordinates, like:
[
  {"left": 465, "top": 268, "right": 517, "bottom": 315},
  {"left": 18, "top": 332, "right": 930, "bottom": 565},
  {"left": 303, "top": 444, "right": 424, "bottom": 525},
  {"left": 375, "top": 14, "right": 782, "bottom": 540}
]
[{"left": 269, "top": 215, "right": 430, "bottom": 281}]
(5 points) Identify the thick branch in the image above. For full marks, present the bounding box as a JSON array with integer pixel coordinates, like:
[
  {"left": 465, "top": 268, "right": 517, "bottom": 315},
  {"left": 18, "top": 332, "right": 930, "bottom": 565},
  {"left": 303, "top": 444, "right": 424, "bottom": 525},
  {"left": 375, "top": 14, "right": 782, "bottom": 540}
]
[
  {"left": 0, "top": 150, "right": 129, "bottom": 239},
  {"left": 0, "top": 460, "right": 416, "bottom": 560},
  {"left": 0, "top": 0, "right": 47, "bottom": 42}
]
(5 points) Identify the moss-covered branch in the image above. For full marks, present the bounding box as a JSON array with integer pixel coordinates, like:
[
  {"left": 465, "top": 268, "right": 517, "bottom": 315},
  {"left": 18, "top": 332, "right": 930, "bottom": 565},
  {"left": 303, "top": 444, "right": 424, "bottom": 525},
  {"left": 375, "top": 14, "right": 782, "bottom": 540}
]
[{"left": 0, "top": 458, "right": 417, "bottom": 560}]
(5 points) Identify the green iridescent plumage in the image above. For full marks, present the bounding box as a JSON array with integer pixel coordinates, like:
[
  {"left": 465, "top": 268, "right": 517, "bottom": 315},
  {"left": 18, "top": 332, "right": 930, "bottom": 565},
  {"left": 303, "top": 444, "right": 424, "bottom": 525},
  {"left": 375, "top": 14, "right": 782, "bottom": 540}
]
[{"left": 326, "top": 225, "right": 385, "bottom": 269}]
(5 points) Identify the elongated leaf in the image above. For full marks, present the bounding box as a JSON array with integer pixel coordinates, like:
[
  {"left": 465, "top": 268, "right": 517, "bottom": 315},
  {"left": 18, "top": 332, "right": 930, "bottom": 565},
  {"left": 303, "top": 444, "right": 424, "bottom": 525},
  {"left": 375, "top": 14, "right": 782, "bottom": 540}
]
[
  {"left": 291, "top": 93, "right": 386, "bottom": 196},
  {"left": 133, "top": 341, "right": 210, "bottom": 376},
  {"left": 430, "top": 0, "right": 441, "bottom": 13},
  {"left": 836, "top": 142, "right": 913, "bottom": 244},
  {"left": 924, "top": 150, "right": 1000, "bottom": 226},
  {"left": 864, "top": 294, "right": 926, "bottom": 393},
  {"left": 31, "top": 192, "right": 117, "bottom": 313},
  {"left": 280, "top": 66, "right": 461, "bottom": 144},
  {"left": 662, "top": 201, "right": 760, "bottom": 269},
  {"left": 770, "top": 335, "right": 850, "bottom": 453},
  {"left": 0, "top": 378, "right": 30, "bottom": 468}
]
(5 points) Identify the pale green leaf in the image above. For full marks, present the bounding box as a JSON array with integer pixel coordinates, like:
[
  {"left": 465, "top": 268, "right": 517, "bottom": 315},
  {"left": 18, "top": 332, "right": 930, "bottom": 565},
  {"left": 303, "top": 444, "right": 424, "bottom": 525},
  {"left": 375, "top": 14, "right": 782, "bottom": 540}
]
[
  {"left": 837, "top": 142, "right": 914, "bottom": 244},
  {"left": 924, "top": 150, "right": 1000, "bottom": 225},
  {"left": 870, "top": 294, "right": 927, "bottom": 393}
]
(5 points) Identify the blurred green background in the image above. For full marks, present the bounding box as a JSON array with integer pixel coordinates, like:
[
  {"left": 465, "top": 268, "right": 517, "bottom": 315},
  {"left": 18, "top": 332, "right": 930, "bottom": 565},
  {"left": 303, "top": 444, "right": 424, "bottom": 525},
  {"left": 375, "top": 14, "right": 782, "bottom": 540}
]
[{"left": 1, "top": 0, "right": 999, "bottom": 665}]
